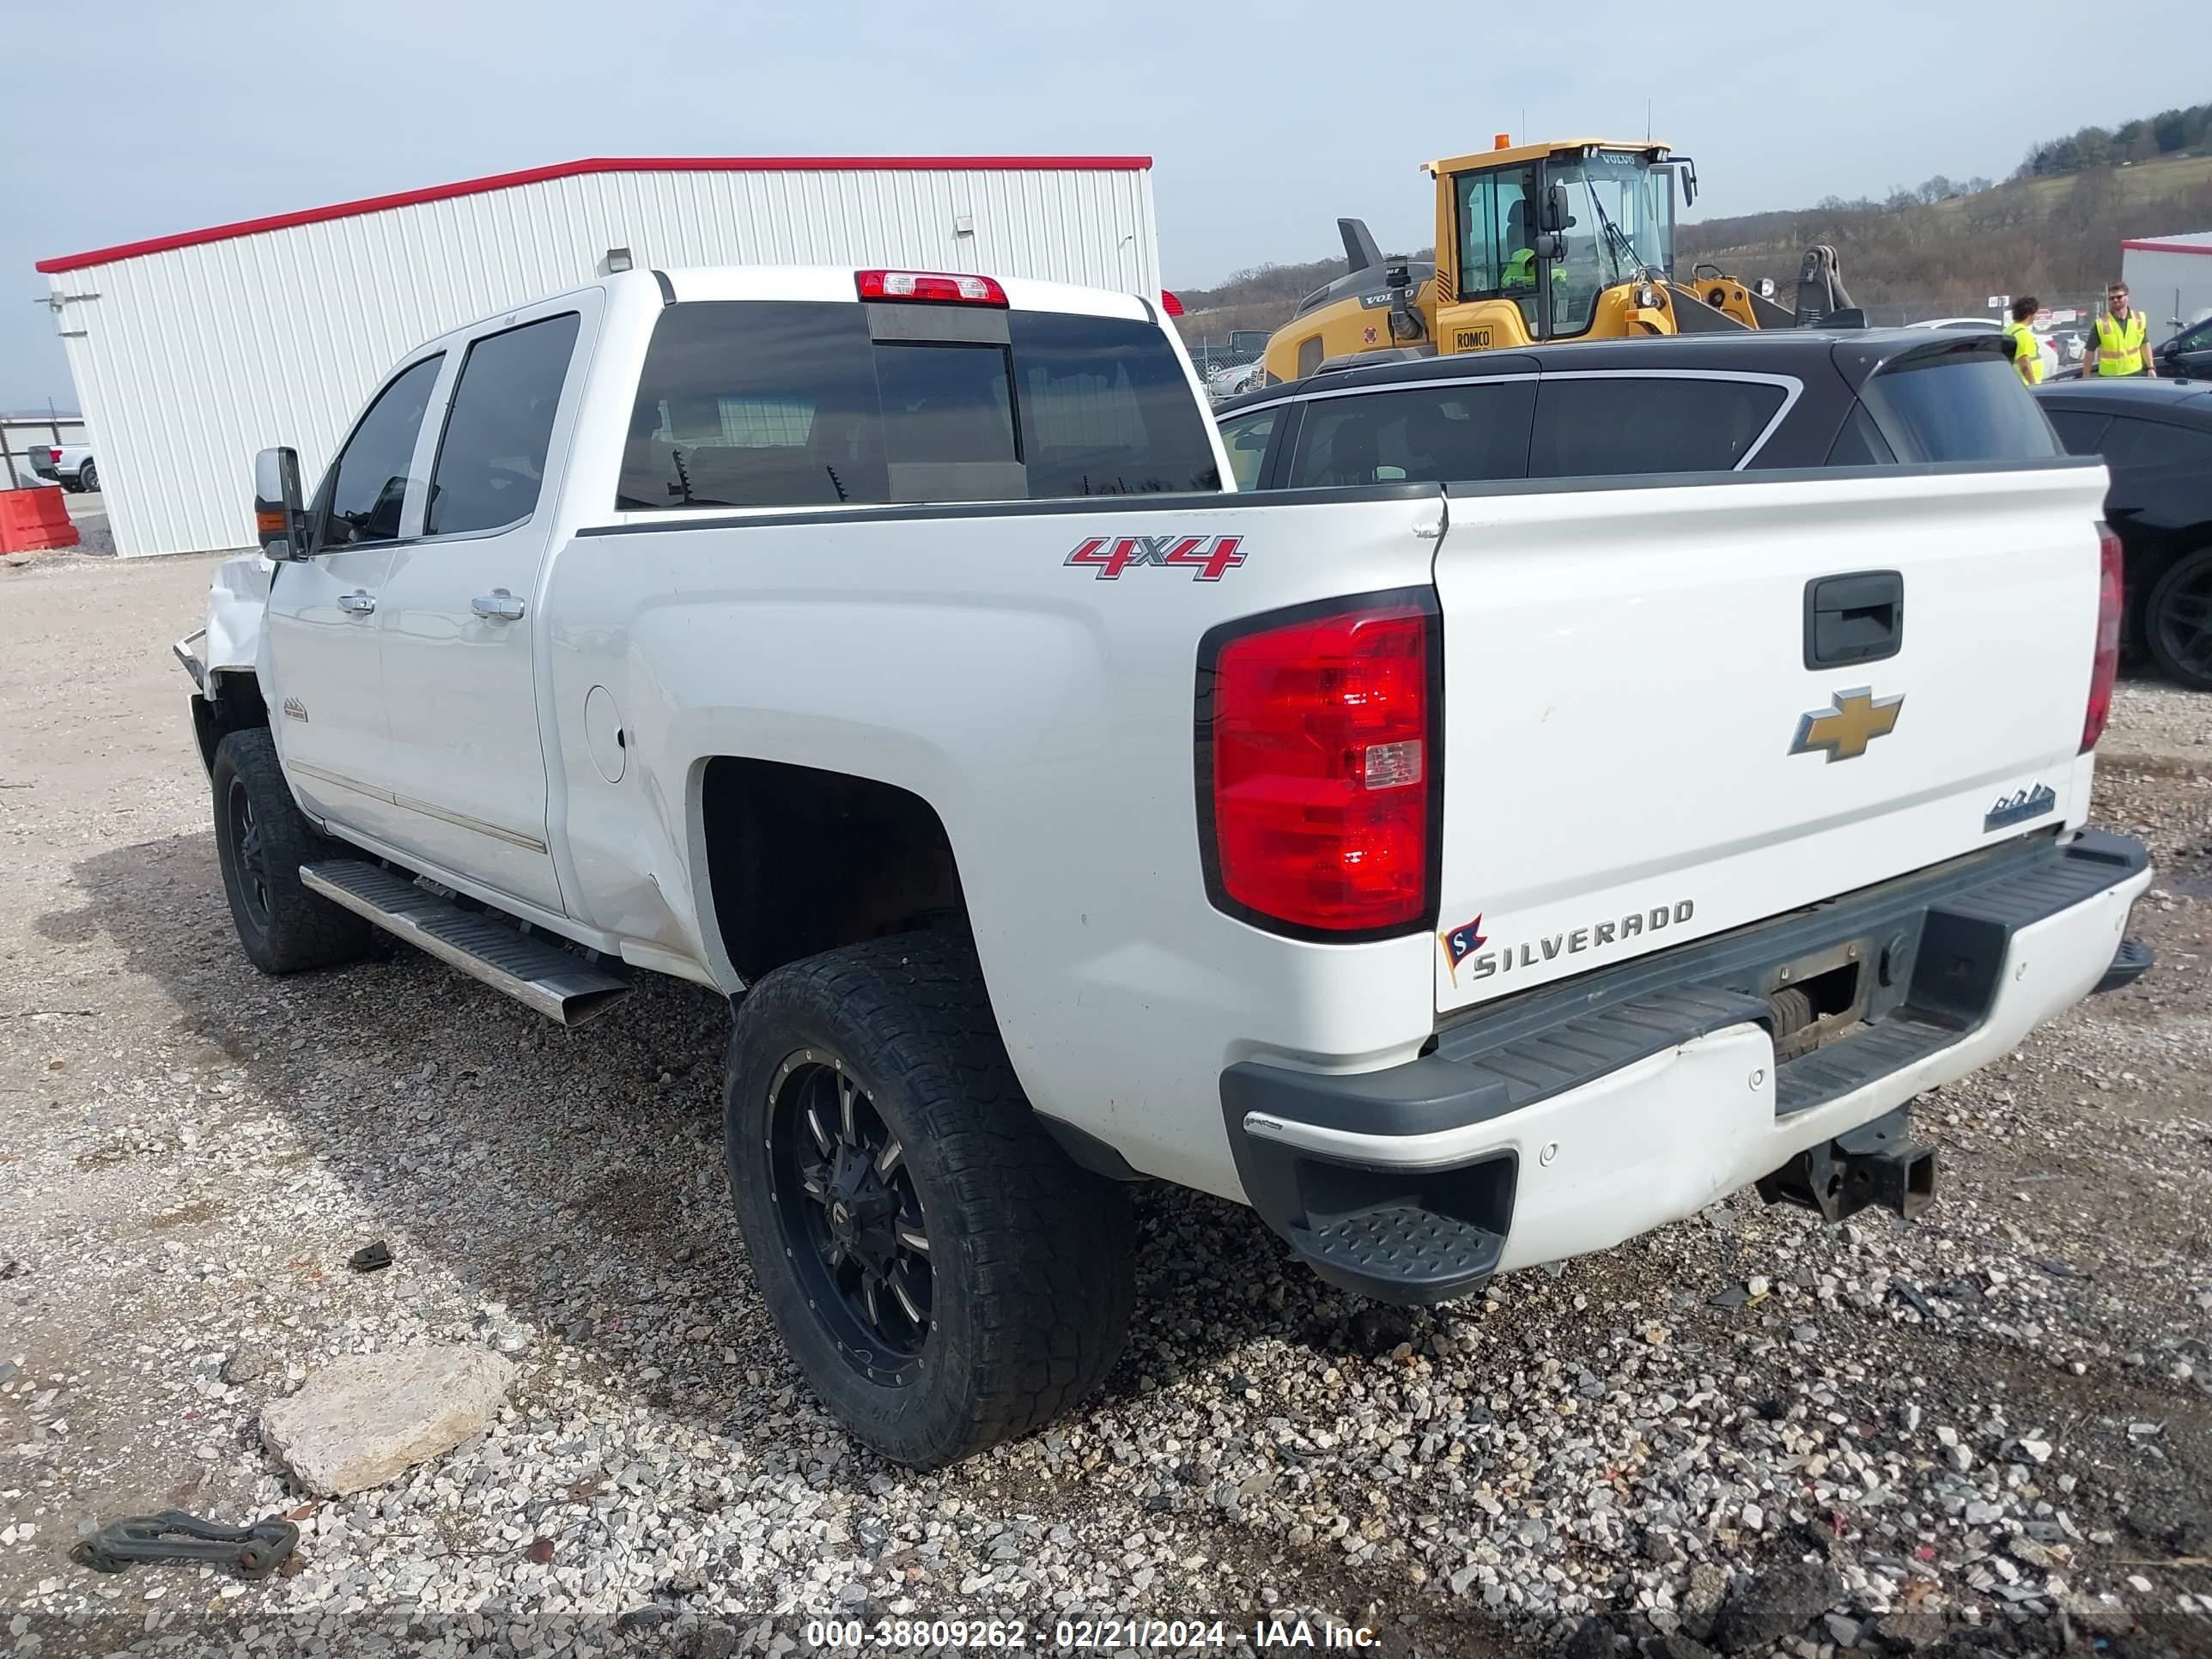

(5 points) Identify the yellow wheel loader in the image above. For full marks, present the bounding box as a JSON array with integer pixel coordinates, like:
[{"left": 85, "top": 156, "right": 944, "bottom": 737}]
[{"left": 1261, "top": 138, "right": 1855, "bottom": 385}]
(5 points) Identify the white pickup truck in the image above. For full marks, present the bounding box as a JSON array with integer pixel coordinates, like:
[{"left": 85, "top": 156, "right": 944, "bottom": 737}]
[{"left": 180, "top": 264, "right": 2152, "bottom": 1466}]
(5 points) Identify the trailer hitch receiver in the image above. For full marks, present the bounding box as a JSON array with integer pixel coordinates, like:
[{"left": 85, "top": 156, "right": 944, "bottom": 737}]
[{"left": 1756, "top": 1104, "right": 1935, "bottom": 1224}]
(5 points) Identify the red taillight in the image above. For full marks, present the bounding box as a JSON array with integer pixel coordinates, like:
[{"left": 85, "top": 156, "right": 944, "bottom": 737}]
[
  {"left": 1206, "top": 601, "right": 1434, "bottom": 933},
  {"left": 1161, "top": 289, "right": 1186, "bottom": 317},
  {"left": 2081, "top": 524, "right": 2123, "bottom": 753},
  {"left": 854, "top": 269, "right": 1007, "bottom": 307},
  {"left": 48, "top": 448, "right": 62, "bottom": 463}
]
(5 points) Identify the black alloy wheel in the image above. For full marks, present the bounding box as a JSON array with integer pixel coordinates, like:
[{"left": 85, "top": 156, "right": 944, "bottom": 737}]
[
  {"left": 228, "top": 777, "right": 274, "bottom": 929},
  {"left": 767, "top": 1050, "right": 934, "bottom": 1377},
  {"left": 2146, "top": 546, "right": 2212, "bottom": 691}
]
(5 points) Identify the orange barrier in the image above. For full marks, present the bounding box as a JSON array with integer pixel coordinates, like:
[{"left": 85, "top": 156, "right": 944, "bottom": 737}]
[{"left": 0, "top": 487, "right": 82, "bottom": 555}]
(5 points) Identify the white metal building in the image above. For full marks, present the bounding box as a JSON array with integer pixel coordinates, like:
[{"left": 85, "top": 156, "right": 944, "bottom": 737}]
[
  {"left": 2121, "top": 231, "right": 2212, "bottom": 343},
  {"left": 36, "top": 155, "right": 1164, "bottom": 558}
]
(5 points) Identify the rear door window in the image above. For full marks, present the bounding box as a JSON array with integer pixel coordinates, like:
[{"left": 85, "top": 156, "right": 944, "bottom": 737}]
[
  {"left": 1528, "top": 374, "right": 1788, "bottom": 477},
  {"left": 617, "top": 301, "right": 1218, "bottom": 511},
  {"left": 1863, "top": 348, "right": 2060, "bottom": 462},
  {"left": 427, "top": 313, "right": 580, "bottom": 536},
  {"left": 1286, "top": 381, "right": 1534, "bottom": 487}
]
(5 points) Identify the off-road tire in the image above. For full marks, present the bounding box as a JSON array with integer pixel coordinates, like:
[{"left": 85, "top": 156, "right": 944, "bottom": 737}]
[
  {"left": 2144, "top": 545, "right": 2212, "bottom": 691},
  {"left": 725, "top": 931, "right": 1135, "bottom": 1467},
  {"left": 210, "top": 727, "right": 374, "bottom": 975}
]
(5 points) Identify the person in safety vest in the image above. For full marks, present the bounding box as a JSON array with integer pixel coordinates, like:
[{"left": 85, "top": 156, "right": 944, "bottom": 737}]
[
  {"left": 2003, "top": 295, "right": 2044, "bottom": 386},
  {"left": 2092, "top": 282, "right": 2157, "bottom": 378},
  {"left": 1501, "top": 186, "right": 1543, "bottom": 289}
]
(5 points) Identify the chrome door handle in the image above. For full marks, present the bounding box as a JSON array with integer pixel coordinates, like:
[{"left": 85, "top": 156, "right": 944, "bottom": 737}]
[
  {"left": 336, "top": 591, "right": 376, "bottom": 617},
  {"left": 471, "top": 590, "right": 526, "bottom": 623}
]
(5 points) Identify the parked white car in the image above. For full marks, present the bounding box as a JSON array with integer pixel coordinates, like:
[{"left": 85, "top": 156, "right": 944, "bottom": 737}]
[{"left": 179, "top": 265, "right": 2152, "bottom": 1465}]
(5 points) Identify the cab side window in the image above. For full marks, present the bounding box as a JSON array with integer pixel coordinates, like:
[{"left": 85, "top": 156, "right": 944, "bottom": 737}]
[
  {"left": 426, "top": 313, "right": 581, "bottom": 537},
  {"left": 1218, "top": 409, "right": 1278, "bottom": 489},
  {"left": 1455, "top": 171, "right": 1532, "bottom": 297},
  {"left": 319, "top": 355, "right": 444, "bottom": 548}
]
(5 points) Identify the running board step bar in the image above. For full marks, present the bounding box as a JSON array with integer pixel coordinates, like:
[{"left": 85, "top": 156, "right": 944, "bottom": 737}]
[{"left": 300, "top": 860, "right": 632, "bottom": 1025}]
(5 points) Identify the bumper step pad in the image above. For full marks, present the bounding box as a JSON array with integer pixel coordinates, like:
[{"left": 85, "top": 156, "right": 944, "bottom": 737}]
[
  {"left": 2095, "top": 937, "right": 2154, "bottom": 994},
  {"left": 1288, "top": 1206, "right": 1504, "bottom": 1305}
]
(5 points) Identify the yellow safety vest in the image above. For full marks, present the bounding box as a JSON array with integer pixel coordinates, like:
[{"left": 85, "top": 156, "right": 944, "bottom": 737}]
[
  {"left": 2003, "top": 319, "right": 2043, "bottom": 384},
  {"left": 2095, "top": 310, "right": 2147, "bottom": 374},
  {"left": 1501, "top": 248, "right": 1569, "bottom": 289}
]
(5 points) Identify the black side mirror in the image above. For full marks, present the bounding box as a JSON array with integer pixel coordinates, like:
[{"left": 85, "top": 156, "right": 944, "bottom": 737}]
[
  {"left": 253, "top": 447, "right": 310, "bottom": 561},
  {"left": 1538, "top": 182, "right": 1575, "bottom": 235}
]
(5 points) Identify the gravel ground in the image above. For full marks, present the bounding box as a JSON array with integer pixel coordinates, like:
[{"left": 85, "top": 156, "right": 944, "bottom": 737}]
[{"left": 1, "top": 551, "right": 2208, "bottom": 1659}]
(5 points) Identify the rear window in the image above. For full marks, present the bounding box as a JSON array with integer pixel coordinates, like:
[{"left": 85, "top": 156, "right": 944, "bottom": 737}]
[
  {"left": 617, "top": 301, "right": 1218, "bottom": 511},
  {"left": 1863, "top": 349, "right": 2061, "bottom": 463},
  {"left": 2099, "top": 415, "right": 2212, "bottom": 471},
  {"left": 1285, "top": 382, "right": 1534, "bottom": 487},
  {"left": 2045, "top": 409, "right": 2111, "bottom": 456},
  {"left": 1528, "top": 374, "right": 1788, "bottom": 477}
]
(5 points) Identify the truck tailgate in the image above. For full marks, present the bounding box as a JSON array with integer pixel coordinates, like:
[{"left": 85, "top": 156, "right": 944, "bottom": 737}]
[{"left": 1431, "top": 462, "right": 2109, "bottom": 1012}]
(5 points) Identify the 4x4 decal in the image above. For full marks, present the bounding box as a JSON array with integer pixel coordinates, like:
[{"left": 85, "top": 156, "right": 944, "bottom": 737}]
[{"left": 1066, "top": 534, "right": 1244, "bottom": 582}]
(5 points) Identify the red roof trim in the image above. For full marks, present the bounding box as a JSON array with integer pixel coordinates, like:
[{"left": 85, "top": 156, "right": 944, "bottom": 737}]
[
  {"left": 2120, "top": 238, "right": 2212, "bottom": 256},
  {"left": 35, "top": 155, "right": 1155, "bottom": 274}
]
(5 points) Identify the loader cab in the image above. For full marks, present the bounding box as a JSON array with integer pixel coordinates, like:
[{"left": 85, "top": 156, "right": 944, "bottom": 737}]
[{"left": 1434, "top": 141, "right": 1680, "bottom": 351}]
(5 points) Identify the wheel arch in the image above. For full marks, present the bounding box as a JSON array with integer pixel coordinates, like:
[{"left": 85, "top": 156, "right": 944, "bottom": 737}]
[
  {"left": 191, "top": 670, "right": 270, "bottom": 775},
  {"left": 693, "top": 756, "right": 968, "bottom": 988}
]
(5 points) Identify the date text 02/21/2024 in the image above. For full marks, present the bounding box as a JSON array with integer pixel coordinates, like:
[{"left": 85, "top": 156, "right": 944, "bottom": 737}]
[{"left": 801, "top": 1617, "right": 1381, "bottom": 1650}]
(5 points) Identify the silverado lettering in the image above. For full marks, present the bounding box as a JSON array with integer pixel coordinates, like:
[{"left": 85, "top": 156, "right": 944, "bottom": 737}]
[{"left": 1464, "top": 901, "right": 1696, "bottom": 980}]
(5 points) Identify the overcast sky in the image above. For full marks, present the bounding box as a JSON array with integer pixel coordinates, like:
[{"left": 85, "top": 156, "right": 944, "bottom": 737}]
[{"left": 6, "top": 0, "right": 2206, "bottom": 410}]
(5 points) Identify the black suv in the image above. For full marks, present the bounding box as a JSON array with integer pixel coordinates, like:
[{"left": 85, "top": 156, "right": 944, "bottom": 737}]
[
  {"left": 2155, "top": 315, "right": 2212, "bottom": 380},
  {"left": 1212, "top": 328, "right": 2063, "bottom": 492},
  {"left": 2034, "top": 376, "right": 2212, "bottom": 689}
]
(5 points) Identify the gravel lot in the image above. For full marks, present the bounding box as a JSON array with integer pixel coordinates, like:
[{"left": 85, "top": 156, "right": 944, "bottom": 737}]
[{"left": 1, "top": 550, "right": 2207, "bottom": 1659}]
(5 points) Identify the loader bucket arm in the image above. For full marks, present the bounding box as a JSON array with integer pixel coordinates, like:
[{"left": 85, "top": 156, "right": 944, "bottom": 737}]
[{"left": 1663, "top": 285, "right": 1753, "bottom": 332}]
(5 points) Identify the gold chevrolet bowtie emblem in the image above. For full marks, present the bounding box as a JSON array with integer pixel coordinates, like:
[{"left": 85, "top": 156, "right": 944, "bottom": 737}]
[{"left": 1790, "top": 688, "right": 1904, "bottom": 763}]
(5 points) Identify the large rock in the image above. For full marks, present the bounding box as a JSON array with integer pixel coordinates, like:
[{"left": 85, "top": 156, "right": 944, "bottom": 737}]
[
  {"left": 1708, "top": 1561, "right": 1842, "bottom": 1652},
  {"left": 261, "top": 1346, "right": 514, "bottom": 1495}
]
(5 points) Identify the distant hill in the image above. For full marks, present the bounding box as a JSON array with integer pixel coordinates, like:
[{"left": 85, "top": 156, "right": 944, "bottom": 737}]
[
  {"left": 1678, "top": 151, "right": 2212, "bottom": 319},
  {"left": 1176, "top": 148, "right": 2212, "bottom": 349}
]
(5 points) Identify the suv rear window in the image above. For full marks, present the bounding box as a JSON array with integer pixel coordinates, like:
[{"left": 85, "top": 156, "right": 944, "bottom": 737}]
[
  {"left": 618, "top": 301, "right": 1219, "bottom": 510},
  {"left": 1863, "top": 347, "right": 2060, "bottom": 463}
]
